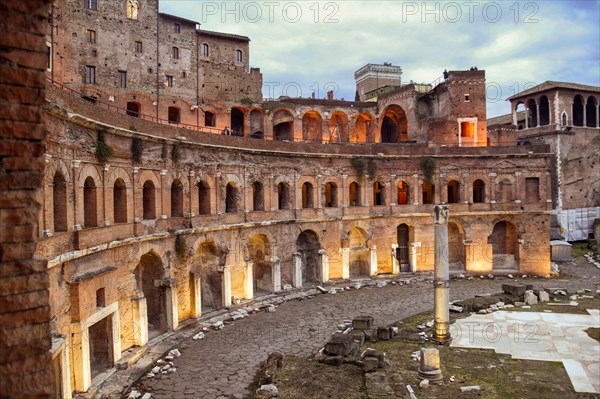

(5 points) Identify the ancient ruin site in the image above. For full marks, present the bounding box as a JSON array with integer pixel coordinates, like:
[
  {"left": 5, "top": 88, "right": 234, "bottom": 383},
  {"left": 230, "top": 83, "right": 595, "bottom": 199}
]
[{"left": 0, "top": 0, "right": 599, "bottom": 398}]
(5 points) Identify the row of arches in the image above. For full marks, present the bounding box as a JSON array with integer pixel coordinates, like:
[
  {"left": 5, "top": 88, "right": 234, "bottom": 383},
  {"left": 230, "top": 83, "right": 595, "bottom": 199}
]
[
  {"left": 515, "top": 94, "right": 598, "bottom": 129},
  {"left": 125, "top": 101, "right": 412, "bottom": 143},
  {"left": 50, "top": 169, "right": 541, "bottom": 232}
]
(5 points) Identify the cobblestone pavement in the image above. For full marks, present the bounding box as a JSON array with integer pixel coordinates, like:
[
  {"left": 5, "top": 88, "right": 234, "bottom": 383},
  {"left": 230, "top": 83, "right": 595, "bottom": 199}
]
[{"left": 136, "top": 261, "right": 600, "bottom": 399}]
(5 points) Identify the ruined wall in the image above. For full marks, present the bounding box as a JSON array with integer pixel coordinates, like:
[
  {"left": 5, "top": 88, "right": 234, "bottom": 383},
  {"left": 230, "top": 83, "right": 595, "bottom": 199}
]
[{"left": 0, "top": 0, "right": 53, "bottom": 397}]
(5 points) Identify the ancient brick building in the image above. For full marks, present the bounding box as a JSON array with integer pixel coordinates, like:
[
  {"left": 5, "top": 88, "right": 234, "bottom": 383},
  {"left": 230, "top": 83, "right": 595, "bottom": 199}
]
[
  {"left": 0, "top": 0, "right": 54, "bottom": 398},
  {"left": 30, "top": 0, "right": 557, "bottom": 397},
  {"left": 488, "top": 81, "right": 600, "bottom": 241}
]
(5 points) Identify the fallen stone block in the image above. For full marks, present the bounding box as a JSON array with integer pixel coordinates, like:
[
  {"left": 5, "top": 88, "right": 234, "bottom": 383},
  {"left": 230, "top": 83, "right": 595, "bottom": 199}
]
[
  {"left": 128, "top": 390, "right": 142, "bottom": 399},
  {"left": 141, "top": 394, "right": 152, "bottom": 399},
  {"left": 449, "top": 305, "right": 463, "bottom": 313},
  {"left": 502, "top": 284, "right": 529, "bottom": 297},
  {"left": 322, "top": 355, "right": 344, "bottom": 366},
  {"left": 524, "top": 291, "right": 538, "bottom": 305},
  {"left": 212, "top": 321, "right": 224, "bottom": 330},
  {"left": 151, "top": 366, "right": 161, "bottom": 374},
  {"left": 538, "top": 291, "right": 550, "bottom": 302},
  {"left": 325, "top": 333, "right": 355, "bottom": 356},
  {"left": 257, "top": 384, "right": 278, "bottom": 398},
  {"left": 377, "top": 327, "right": 392, "bottom": 341},
  {"left": 419, "top": 379, "right": 430, "bottom": 389},
  {"left": 316, "top": 286, "right": 328, "bottom": 293},
  {"left": 350, "top": 330, "right": 365, "bottom": 347},
  {"left": 352, "top": 315, "right": 374, "bottom": 330},
  {"left": 363, "top": 356, "right": 379, "bottom": 372},
  {"left": 193, "top": 332, "right": 205, "bottom": 340},
  {"left": 461, "top": 385, "right": 481, "bottom": 392}
]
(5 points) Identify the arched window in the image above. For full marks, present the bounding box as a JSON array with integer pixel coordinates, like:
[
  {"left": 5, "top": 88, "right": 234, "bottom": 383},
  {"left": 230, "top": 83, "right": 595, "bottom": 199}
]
[
  {"left": 198, "top": 181, "right": 210, "bottom": 215},
  {"left": 277, "top": 182, "right": 289, "bottom": 210},
  {"left": 236, "top": 50, "right": 243, "bottom": 63},
  {"left": 397, "top": 181, "right": 410, "bottom": 205},
  {"left": 527, "top": 99, "right": 538, "bottom": 127},
  {"left": 573, "top": 95, "right": 584, "bottom": 126},
  {"left": 143, "top": 180, "right": 156, "bottom": 219},
  {"left": 586, "top": 96, "right": 598, "bottom": 127},
  {"left": 253, "top": 182, "right": 264, "bottom": 211},
  {"left": 113, "top": 178, "right": 127, "bottom": 223},
  {"left": 172, "top": 46, "right": 179, "bottom": 59},
  {"left": 473, "top": 179, "right": 485, "bottom": 203},
  {"left": 349, "top": 182, "right": 361, "bottom": 207},
  {"left": 302, "top": 182, "right": 314, "bottom": 209},
  {"left": 225, "top": 182, "right": 237, "bottom": 213},
  {"left": 539, "top": 95, "right": 550, "bottom": 126},
  {"left": 325, "top": 182, "right": 338, "bottom": 207},
  {"left": 84, "top": 177, "right": 97, "bottom": 228},
  {"left": 171, "top": 180, "right": 183, "bottom": 217},
  {"left": 202, "top": 43, "right": 209, "bottom": 57},
  {"left": 126, "top": 0, "right": 140, "bottom": 20},
  {"left": 168, "top": 106, "right": 180, "bottom": 124},
  {"left": 53, "top": 172, "right": 68, "bottom": 232},
  {"left": 562, "top": 112, "right": 567, "bottom": 126},
  {"left": 373, "top": 181, "right": 385, "bottom": 206},
  {"left": 447, "top": 180, "right": 460, "bottom": 203}
]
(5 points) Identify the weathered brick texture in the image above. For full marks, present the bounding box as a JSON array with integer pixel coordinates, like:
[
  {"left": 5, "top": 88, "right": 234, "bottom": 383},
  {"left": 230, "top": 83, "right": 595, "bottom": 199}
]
[{"left": 0, "top": 0, "right": 53, "bottom": 397}]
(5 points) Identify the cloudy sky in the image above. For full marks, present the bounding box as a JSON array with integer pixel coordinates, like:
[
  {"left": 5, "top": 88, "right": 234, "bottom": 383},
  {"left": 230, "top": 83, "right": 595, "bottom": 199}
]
[{"left": 161, "top": 0, "right": 600, "bottom": 117}]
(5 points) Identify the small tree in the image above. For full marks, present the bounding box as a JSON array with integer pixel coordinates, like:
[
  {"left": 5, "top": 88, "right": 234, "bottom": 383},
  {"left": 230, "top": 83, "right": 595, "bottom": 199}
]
[{"left": 95, "top": 131, "right": 114, "bottom": 165}]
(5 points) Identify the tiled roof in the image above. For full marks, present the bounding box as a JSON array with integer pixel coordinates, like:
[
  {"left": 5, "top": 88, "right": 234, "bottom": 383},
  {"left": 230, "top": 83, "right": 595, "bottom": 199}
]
[{"left": 507, "top": 81, "right": 600, "bottom": 100}]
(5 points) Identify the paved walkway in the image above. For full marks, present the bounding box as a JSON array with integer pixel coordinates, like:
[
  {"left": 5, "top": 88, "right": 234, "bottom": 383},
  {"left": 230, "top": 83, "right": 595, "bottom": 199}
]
[{"left": 136, "top": 262, "right": 600, "bottom": 399}]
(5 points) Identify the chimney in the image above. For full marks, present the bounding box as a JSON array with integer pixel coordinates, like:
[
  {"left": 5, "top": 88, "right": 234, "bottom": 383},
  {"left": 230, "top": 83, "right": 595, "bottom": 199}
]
[{"left": 327, "top": 90, "right": 334, "bottom": 100}]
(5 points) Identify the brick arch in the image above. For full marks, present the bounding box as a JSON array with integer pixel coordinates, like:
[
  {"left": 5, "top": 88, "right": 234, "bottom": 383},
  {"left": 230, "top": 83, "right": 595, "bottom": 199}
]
[
  {"left": 45, "top": 158, "right": 71, "bottom": 184},
  {"left": 77, "top": 163, "right": 102, "bottom": 188},
  {"left": 467, "top": 174, "right": 489, "bottom": 203},
  {"left": 321, "top": 176, "right": 341, "bottom": 208}
]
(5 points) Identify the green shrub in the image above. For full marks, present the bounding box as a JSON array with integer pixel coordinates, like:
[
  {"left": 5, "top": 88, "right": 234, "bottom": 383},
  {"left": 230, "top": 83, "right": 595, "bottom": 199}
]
[
  {"left": 131, "top": 137, "right": 143, "bottom": 163},
  {"left": 351, "top": 158, "right": 365, "bottom": 178},
  {"left": 420, "top": 157, "right": 436, "bottom": 184},
  {"left": 95, "top": 131, "right": 114, "bottom": 165}
]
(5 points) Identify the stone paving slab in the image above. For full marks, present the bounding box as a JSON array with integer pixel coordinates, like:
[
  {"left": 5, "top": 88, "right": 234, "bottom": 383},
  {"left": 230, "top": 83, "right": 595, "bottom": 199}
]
[{"left": 451, "top": 309, "right": 600, "bottom": 394}]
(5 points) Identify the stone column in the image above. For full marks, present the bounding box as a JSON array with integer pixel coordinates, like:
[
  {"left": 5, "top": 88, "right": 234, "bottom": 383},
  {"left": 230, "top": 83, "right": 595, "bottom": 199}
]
[
  {"left": 110, "top": 310, "right": 122, "bottom": 363},
  {"left": 188, "top": 171, "right": 196, "bottom": 217},
  {"left": 72, "top": 160, "right": 82, "bottom": 230},
  {"left": 131, "top": 290, "right": 148, "bottom": 346},
  {"left": 391, "top": 244, "right": 400, "bottom": 274},
  {"left": 369, "top": 245, "right": 378, "bottom": 276},
  {"left": 191, "top": 273, "right": 201, "bottom": 318},
  {"left": 410, "top": 242, "right": 420, "bottom": 272},
  {"left": 433, "top": 205, "right": 451, "bottom": 344},
  {"left": 316, "top": 174, "right": 323, "bottom": 208},
  {"left": 70, "top": 322, "right": 91, "bottom": 392},
  {"left": 390, "top": 174, "right": 397, "bottom": 206},
  {"left": 244, "top": 259, "right": 254, "bottom": 300},
  {"left": 271, "top": 256, "right": 282, "bottom": 292},
  {"left": 102, "top": 164, "right": 110, "bottom": 226},
  {"left": 318, "top": 249, "right": 329, "bottom": 282},
  {"left": 341, "top": 247, "right": 350, "bottom": 279},
  {"left": 268, "top": 174, "right": 275, "bottom": 211},
  {"left": 160, "top": 169, "right": 167, "bottom": 219},
  {"left": 292, "top": 252, "right": 302, "bottom": 288},
  {"left": 59, "top": 343, "right": 72, "bottom": 399},
  {"left": 164, "top": 281, "right": 179, "bottom": 330},
  {"left": 222, "top": 265, "right": 232, "bottom": 307},
  {"left": 536, "top": 103, "right": 541, "bottom": 127}
]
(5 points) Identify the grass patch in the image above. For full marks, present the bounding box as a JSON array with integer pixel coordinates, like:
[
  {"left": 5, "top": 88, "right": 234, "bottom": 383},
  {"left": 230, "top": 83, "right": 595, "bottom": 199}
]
[{"left": 572, "top": 241, "right": 592, "bottom": 258}]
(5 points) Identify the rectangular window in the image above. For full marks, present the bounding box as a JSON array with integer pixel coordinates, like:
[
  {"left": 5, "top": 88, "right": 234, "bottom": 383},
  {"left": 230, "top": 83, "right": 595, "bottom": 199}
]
[
  {"left": 92, "top": 49, "right": 97, "bottom": 58},
  {"left": 464, "top": 94, "right": 470, "bottom": 102},
  {"left": 172, "top": 47, "right": 179, "bottom": 59},
  {"left": 460, "top": 121, "right": 475, "bottom": 137},
  {"left": 173, "top": 23, "right": 180, "bottom": 33},
  {"left": 83, "top": 0, "right": 98, "bottom": 10},
  {"left": 165, "top": 75, "right": 173, "bottom": 87},
  {"left": 47, "top": 45, "right": 51, "bottom": 71},
  {"left": 135, "top": 41, "right": 142, "bottom": 53},
  {"left": 96, "top": 288, "right": 105, "bottom": 308},
  {"left": 525, "top": 177, "right": 540, "bottom": 204},
  {"left": 118, "top": 70, "right": 127, "bottom": 88},
  {"left": 86, "top": 29, "right": 96, "bottom": 44},
  {"left": 85, "top": 65, "right": 96, "bottom": 84}
]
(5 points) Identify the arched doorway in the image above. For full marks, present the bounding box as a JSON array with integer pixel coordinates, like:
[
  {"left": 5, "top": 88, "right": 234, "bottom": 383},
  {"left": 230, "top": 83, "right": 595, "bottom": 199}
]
[
  {"left": 329, "top": 111, "right": 349, "bottom": 142},
  {"left": 143, "top": 180, "right": 156, "bottom": 219},
  {"left": 297, "top": 230, "right": 321, "bottom": 284},
  {"left": 573, "top": 95, "right": 584, "bottom": 126},
  {"left": 587, "top": 96, "right": 598, "bottom": 127},
  {"left": 83, "top": 176, "right": 97, "bottom": 228},
  {"left": 113, "top": 178, "right": 127, "bottom": 223},
  {"left": 490, "top": 221, "right": 518, "bottom": 270},
  {"left": 353, "top": 113, "right": 371, "bottom": 143},
  {"left": 380, "top": 105, "right": 408, "bottom": 143},
  {"left": 197, "top": 241, "right": 223, "bottom": 311},
  {"left": 302, "top": 182, "right": 314, "bottom": 208},
  {"left": 396, "top": 224, "right": 410, "bottom": 272},
  {"left": 253, "top": 181, "right": 264, "bottom": 211},
  {"left": 273, "top": 109, "right": 294, "bottom": 141},
  {"left": 348, "top": 227, "right": 370, "bottom": 278},
  {"left": 171, "top": 179, "right": 183, "bottom": 217},
  {"left": 447, "top": 180, "right": 460, "bottom": 203},
  {"left": 527, "top": 99, "right": 537, "bottom": 127},
  {"left": 225, "top": 182, "right": 238, "bottom": 213},
  {"left": 302, "top": 111, "right": 323, "bottom": 142},
  {"left": 539, "top": 95, "right": 550, "bottom": 126},
  {"left": 277, "top": 182, "right": 290, "bottom": 210},
  {"left": 134, "top": 252, "right": 166, "bottom": 339},
  {"left": 248, "top": 235, "right": 272, "bottom": 296},
  {"left": 448, "top": 222, "right": 465, "bottom": 271},
  {"left": 231, "top": 107, "right": 245, "bottom": 136},
  {"left": 168, "top": 106, "right": 180, "bottom": 124}
]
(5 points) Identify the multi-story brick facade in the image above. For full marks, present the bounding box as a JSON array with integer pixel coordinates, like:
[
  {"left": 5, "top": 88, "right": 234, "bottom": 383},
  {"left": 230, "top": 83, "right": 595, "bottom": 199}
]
[{"left": 31, "top": 0, "right": 557, "bottom": 397}]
